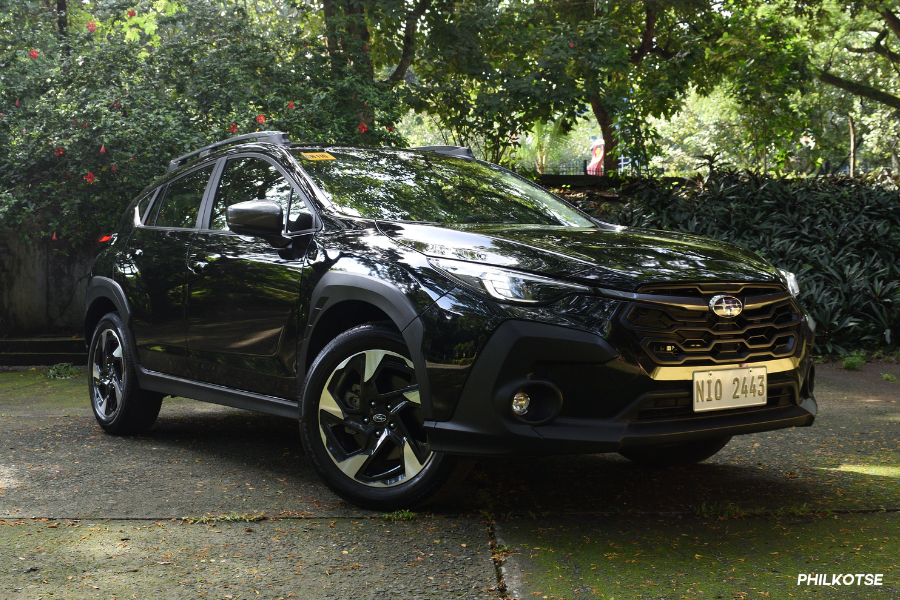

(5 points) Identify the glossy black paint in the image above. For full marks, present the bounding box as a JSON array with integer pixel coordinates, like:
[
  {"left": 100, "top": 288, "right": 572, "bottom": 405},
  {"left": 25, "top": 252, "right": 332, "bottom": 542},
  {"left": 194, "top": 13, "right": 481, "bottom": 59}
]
[
  {"left": 378, "top": 221, "right": 780, "bottom": 291},
  {"left": 84, "top": 142, "right": 817, "bottom": 458}
]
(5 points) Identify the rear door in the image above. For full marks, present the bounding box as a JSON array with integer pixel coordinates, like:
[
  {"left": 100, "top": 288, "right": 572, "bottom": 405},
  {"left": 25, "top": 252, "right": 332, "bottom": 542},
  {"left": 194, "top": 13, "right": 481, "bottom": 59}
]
[
  {"left": 118, "top": 164, "right": 216, "bottom": 378},
  {"left": 185, "top": 155, "right": 315, "bottom": 398}
]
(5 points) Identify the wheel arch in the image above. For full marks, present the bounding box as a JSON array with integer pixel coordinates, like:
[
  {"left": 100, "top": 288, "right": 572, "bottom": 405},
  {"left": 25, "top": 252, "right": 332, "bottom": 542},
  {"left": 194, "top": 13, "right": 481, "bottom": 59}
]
[
  {"left": 299, "top": 272, "right": 431, "bottom": 418},
  {"left": 84, "top": 276, "right": 135, "bottom": 353}
]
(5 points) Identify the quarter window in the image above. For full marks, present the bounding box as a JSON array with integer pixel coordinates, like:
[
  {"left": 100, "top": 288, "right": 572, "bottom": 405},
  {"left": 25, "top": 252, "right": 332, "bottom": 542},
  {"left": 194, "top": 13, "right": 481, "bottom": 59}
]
[{"left": 151, "top": 166, "right": 214, "bottom": 228}]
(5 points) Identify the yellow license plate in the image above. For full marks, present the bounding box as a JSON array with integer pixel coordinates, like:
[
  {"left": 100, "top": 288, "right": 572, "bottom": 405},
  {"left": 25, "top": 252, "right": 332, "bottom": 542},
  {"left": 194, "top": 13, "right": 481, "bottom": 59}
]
[{"left": 693, "top": 367, "right": 767, "bottom": 412}]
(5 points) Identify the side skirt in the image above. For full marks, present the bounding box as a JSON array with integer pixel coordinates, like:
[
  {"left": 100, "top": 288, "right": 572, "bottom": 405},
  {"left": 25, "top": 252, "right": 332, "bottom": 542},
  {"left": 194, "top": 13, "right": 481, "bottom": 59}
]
[{"left": 135, "top": 366, "right": 299, "bottom": 419}]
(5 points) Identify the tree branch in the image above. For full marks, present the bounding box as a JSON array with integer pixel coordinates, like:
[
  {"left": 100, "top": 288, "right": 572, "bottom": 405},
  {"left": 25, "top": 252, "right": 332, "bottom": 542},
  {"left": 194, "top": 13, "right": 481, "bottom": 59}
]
[
  {"left": 650, "top": 45, "right": 677, "bottom": 60},
  {"left": 819, "top": 70, "right": 900, "bottom": 110},
  {"left": 382, "top": 0, "right": 431, "bottom": 85},
  {"left": 880, "top": 6, "right": 900, "bottom": 42},
  {"left": 629, "top": 4, "right": 657, "bottom": 66},
  {"left": 846, "top": 30, "right": 900, "bottom": 62}
]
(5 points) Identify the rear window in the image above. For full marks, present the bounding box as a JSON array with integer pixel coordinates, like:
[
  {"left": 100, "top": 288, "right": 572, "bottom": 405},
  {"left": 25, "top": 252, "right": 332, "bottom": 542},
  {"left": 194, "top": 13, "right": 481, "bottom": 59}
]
[{"left": 294, "top": 149, "right": 594, "bottom": 227}]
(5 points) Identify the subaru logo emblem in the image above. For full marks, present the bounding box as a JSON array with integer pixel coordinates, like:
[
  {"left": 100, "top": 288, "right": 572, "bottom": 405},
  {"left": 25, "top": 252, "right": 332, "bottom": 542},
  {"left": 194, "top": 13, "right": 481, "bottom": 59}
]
[
  {"left": 372, "top": 413, "right": 387, "bottom": 424},
  {"left": 709, "top": 294, "right": 743, "bottom": 317}
]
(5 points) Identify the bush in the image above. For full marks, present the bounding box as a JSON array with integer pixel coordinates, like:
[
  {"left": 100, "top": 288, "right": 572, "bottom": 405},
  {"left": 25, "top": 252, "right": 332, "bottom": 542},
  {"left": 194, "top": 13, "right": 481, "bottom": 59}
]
[
  {"left": 590, "top": 171, "right": 900, "bottom": 354},
  {"left": 0, "top": 0, "right": 404, "bottom": 245}
]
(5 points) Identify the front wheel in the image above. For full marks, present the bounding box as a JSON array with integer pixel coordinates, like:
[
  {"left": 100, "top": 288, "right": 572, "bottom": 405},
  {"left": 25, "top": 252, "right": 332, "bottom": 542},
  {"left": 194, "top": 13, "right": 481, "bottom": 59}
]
[
  {"left": 299, "top": 324, "right": 472, "bottom": 510},
  {"left": 619, "top": 436, "right": 732, "bottom": 467}
]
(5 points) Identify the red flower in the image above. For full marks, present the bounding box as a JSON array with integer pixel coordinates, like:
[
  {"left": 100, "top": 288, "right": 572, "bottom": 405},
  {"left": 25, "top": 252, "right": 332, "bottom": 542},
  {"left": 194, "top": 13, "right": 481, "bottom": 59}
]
[
  {"left": 114, "top": 102, "right": 119, "bottom": 107},
  {"left": 87, "top": 20, "right": 97, "bottom": 32},
  {"left": 100, "top": 144, "right": 106, "bottom": 154},
  {"left": 130, "top": 156, "right": 135, "bottom": 162},
  {"left": 15, "top": 99, "right": 19, "bottom": 107},
  {"left": 52, "top": 233, "right": 58, "bottom": 241},
  {"left": 127, "top": 9, "right": 135, "bottom": 16},
  {"left": 54, "top": 147, "right": 64, "bottom": 157},
  {"left": 72, "top": 119, "right": 76, "bottom": 124},
  {"left": 358, "top": 123, "right": 368, "bottom": 134},
  {"left": 287, "top": 101, "right": 295, "bottom": 109},
  {"left": 365, "top": 44, "right": 369, "bottom": 51},
  {"left": 111, "top": 164, "right": 117, "bottom": 173},
  {"left": 84, "top": 172, "right": 95, "bottom": 183},
  {"left": 228, "top": 123, "right": 238, "bottom": 134},
  {"left": 29, "top": 49, "right": 38, "bottom": 59},
  {"left": 82, "top": 123, "right": 87, "bottom": 128},
  {"left": 256, "top": 114, "right": 265, "bottom": 124},
  {"left": 569, "top": 42, "right": 574, "bottom": 48},
  {"left": 386, "top": 126, "right": 394, "bottom": 132}
]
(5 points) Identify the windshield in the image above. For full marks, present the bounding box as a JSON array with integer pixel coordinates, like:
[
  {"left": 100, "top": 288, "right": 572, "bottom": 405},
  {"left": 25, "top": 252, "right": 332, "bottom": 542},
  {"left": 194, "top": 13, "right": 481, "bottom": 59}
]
[{"left": 294, "top": 148, "right": 594, "bottom": 227}]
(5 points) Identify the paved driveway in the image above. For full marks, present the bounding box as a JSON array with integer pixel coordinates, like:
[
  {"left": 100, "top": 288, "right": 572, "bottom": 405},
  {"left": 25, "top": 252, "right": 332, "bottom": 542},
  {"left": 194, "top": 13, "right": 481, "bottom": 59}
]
[{"left": 0, "top": 362, "right": 898, "bottom": 599}]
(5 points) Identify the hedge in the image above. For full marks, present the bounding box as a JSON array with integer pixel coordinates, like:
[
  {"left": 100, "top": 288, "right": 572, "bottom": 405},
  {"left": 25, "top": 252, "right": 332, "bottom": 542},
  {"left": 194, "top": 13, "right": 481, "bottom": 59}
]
[{"left": 578, "top": 171, "right": 900, "bottom": 354}]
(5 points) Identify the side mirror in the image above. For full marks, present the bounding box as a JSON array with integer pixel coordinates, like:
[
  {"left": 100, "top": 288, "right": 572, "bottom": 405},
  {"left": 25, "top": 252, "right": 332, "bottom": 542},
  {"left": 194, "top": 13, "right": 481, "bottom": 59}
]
[{"left": 226, "top": 200, "right": 290, "bottom": 247}]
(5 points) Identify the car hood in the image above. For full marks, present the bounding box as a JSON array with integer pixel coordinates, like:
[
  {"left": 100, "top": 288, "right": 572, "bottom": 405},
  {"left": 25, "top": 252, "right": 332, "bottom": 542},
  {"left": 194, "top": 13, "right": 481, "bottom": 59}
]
[{"left": 377, "top": 222, "right": 780, "bottom": 291}]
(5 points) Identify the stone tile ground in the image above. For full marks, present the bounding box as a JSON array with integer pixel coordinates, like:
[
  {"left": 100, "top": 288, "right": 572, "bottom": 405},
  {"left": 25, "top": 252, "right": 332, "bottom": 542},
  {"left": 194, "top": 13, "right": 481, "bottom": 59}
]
[{"left": 1, "top": 362, "right": 898, "bottom": 599}]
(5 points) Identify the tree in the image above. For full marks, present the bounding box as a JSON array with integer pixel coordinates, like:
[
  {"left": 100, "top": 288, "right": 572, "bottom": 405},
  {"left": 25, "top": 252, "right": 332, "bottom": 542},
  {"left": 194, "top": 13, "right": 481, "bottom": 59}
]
[{"left": 0, "top": 0, "right": 405, "bottom": 243}]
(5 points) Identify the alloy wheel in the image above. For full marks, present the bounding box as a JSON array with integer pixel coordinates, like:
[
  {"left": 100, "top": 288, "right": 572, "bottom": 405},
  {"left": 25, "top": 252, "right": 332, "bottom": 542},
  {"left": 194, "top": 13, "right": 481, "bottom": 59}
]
[
  {"left": 318, "top": 350, "right": 432, "bottom": 487},
  {"left": 91, "top": 327, "right": 125, "bottom": 421}
]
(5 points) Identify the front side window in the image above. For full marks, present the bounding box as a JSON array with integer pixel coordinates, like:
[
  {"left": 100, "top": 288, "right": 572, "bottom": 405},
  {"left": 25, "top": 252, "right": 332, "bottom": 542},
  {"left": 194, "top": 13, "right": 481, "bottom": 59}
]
[
  {"left": 152, "top": 166, "right": 214, "bottom": 228},
  {"left": 211, "top": 158, "right": 296, "bottom": 231},
  {"left": 294, "top": 148, "right": 594, "bottom": 227}
]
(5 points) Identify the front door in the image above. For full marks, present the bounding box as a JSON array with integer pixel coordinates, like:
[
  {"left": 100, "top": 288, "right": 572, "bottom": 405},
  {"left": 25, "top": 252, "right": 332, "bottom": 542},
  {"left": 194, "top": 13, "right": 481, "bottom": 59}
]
[
  {"left": 185, "top": 156, "right": 314, "bottom": 398},
  {"left": 119, "top": 164, "right": 215, "bottom": 378}
]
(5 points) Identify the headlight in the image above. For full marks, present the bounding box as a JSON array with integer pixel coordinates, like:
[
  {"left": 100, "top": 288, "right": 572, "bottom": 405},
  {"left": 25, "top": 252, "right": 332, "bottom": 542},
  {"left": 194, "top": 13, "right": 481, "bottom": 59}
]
[
  {"left": 778, "top": 269, "right": 800, "bottom": 297},
  {"left": 429, "top": 258, "right": 591, "bottom": 304}
]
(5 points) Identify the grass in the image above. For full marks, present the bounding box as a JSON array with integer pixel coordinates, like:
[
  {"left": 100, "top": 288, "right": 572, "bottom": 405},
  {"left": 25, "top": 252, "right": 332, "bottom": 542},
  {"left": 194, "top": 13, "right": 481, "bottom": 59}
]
[
  {"left": 842, "top": 349, "right": 867, "bottom": 371},
  {"left": 380, "top": 509, "right": 418, "bottom": 522},
  {"left": 694, "top": 501, "right": 827, "bottom": 520},
  {"left": 182, "top": 512, "right": 266, "bottom": 525},
  {"left": 502, "top": 513, "right": 900, "bottom": 599},
  {"left": 882, "top": 372, "right": 898, "bottom": 383},
  {"left": 47, "top": 362, "right": 80, "bottom": 379}
]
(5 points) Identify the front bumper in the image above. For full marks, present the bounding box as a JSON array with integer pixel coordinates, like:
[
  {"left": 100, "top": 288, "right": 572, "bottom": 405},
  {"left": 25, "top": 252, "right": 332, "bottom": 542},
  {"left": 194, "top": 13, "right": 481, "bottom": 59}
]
[{"left": 423, "top": 318, "right": 817, "bottom": 457}]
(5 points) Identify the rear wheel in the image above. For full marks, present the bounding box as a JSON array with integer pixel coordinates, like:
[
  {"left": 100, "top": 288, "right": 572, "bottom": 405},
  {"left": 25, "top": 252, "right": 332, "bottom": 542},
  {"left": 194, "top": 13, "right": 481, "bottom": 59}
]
[
  {"left": 89, "top": 312, "right": 163, "bottom": 435},
  {"left": 300, "top": 324, "right": 472, "bottom": 510},
  {"left": 619, "top": 436, "right": 732, "bottom": 467}
]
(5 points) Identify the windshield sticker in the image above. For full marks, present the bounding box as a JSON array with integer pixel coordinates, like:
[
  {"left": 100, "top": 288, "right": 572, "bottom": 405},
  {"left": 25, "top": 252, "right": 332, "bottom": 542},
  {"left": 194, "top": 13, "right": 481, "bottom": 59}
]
[{"left": 301, "top": 152, "right": 336, "bottom": 161}]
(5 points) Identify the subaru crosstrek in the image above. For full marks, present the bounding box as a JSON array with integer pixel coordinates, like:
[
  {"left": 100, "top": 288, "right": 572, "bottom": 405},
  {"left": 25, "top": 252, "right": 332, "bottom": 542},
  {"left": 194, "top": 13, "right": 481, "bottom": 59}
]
[{"left": 84, "top": 132, "right": 817, "bottom": 509}]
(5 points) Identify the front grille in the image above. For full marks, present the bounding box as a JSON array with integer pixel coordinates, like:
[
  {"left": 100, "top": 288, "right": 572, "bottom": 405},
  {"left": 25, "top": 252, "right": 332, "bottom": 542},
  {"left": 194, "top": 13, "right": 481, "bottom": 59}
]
[
  {"left": 636, "top": 385, "right": 795, "bottom": 421},
  {"left": 620, "top": 286, "right": 802, "bottom": 365}
]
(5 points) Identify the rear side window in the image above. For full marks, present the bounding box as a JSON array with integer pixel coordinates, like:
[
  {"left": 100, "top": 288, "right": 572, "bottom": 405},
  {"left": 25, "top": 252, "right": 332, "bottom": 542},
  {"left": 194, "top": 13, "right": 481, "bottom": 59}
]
[
  {"left": 151, "top": 166, "right": 214, "bottom": 228},
  {"left": 210, "top": 158, "right": 293, "bottom": 231}
]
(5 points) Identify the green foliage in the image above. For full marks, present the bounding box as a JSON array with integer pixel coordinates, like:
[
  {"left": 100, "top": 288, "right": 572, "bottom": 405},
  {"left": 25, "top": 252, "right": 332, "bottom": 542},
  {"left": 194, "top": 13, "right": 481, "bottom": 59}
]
[
  {"left": 597, "top": 171, "right": 900, "bottom": 353},
  {"left": 842, "top": 350, "right": 867, "bottom": 371},
  {"left": 882, "top": 372, "right": 898, "bottom": 382},
  {"left": 380, "top": 509, "right": 417, "bottom": 522},
  {"left": 47, "top": 362, "right": 79, "bottom": 379},
  {"left": 0, "top": 0, "right": 405, "bottom": 244}
]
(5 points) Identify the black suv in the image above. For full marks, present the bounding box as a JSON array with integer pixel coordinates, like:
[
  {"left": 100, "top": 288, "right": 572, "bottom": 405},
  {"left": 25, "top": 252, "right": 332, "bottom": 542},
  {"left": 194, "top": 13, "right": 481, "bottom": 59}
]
[{"left": 84, "top": 132, "right": 817, "bottom": 509}]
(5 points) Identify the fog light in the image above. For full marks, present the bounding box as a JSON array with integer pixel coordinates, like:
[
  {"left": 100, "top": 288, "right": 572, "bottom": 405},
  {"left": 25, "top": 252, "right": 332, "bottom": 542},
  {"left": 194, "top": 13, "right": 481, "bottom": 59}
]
[{"left": 511, "top": 392, "right": 531, "bottom": 415}]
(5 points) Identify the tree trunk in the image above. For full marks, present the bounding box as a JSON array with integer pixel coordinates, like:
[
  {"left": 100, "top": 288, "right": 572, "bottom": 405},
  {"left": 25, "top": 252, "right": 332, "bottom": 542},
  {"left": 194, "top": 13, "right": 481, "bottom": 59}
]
[
  {"left": 848, "top": 114, "right": 856, "bottom": 177},
  {"left": 590, "top": 94, "right": 617, "bottom": 173}
]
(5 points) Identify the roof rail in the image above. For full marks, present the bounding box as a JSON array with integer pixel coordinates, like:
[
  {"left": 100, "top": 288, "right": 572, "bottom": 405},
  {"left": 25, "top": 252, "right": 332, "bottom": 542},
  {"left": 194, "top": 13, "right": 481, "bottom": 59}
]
[
  {"left": 167, "top": 131, "right": 292, "bottom": 173},
  {"left": 410, "top": 145, "right": 475, "bottom": 159}
]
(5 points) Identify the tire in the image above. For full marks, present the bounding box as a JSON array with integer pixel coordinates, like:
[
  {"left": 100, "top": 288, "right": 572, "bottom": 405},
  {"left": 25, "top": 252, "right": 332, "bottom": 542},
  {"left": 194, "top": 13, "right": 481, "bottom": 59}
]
[
  {"left": 88, "top": 312, "right": 163, "bottom": 435},
  {"left": 618, "top": 435, "right": 732, "bottom": 467},
  {"left": 299, "top": 324, "right": 473, "bottom": 511}
]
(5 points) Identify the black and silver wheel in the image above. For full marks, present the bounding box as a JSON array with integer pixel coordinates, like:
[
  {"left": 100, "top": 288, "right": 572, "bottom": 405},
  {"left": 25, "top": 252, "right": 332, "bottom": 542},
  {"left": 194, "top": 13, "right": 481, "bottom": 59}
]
[
  {"left": 300, "top": 324, "right": 472, "bottom": 510},
  {"left": 88, "top": 312, "right": 163, "bottom": 435},
  {"left": 619, "top": 435, "right": 732, "bottom": 467}
]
